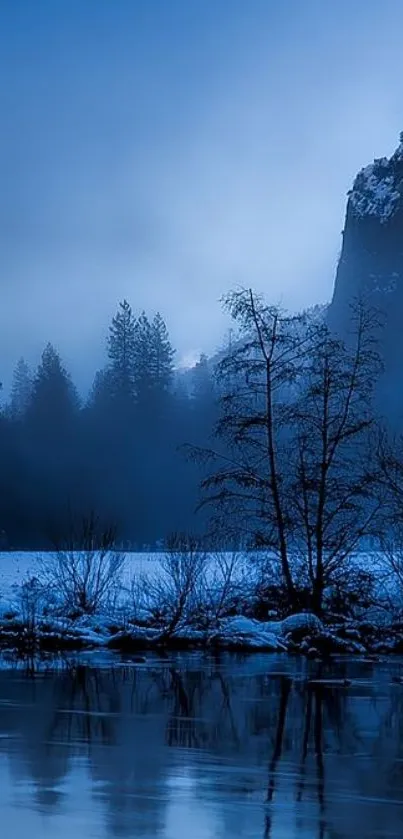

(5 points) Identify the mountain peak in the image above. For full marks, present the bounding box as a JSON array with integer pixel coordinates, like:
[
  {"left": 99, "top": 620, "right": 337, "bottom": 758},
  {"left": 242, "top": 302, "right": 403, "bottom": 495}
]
[{"left": 348, "top": 134, "right": 403, "bottom": 224}]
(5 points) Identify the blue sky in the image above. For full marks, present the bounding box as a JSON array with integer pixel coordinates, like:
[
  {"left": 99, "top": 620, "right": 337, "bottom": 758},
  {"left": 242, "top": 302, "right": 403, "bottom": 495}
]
[{"left": 1, "top": 0, "right": 403, "bottom": 390}]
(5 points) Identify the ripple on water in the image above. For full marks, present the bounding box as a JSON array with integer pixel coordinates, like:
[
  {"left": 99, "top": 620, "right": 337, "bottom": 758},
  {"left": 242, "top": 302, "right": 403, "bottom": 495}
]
[{"left": 0, "top": 653, "right": 402, "bottom": 838}]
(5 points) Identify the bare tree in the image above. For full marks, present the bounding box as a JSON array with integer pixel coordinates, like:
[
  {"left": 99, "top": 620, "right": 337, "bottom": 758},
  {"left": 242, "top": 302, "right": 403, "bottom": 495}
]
[
  {"left": 376, "top": 429, "right": 403, "bottom": 526},
  {"left": 16, "top": 575, "right": 49, "bottom": 633},
  {"left": 189, "top": 289, "right": 314, "bottom": 605},
  {"left": 203, "top": 551, "right": 249, "bottom": 623},
  {"left": 376, "top": 433, "right": 403, "bottom": 610},
  {"left": 144, "top": 533, "right": 206, "bottom": 637},
  {"left": 290, "top": 303, "right": 382, "bottom": 613},
  {"left": 190, "top": 289, "right": 382, "bottom": 614},
  {"left": 41, "top": 511, "right": 124, "bottom": 615}
]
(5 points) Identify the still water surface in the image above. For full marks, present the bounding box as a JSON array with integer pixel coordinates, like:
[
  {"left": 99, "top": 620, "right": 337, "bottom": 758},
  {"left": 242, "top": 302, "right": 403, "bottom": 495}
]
[{"left": 0, "top": 652, "right": 403, "bottom": 839}]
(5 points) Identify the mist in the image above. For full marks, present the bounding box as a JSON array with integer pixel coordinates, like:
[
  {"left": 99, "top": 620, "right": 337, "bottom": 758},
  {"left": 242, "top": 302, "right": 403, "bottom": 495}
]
[
  {"left": 3, "top": 10, "right": 403, "bottom": 835},
  {"left": 2, "top": 0, "right": 403, "bottom": 394}
]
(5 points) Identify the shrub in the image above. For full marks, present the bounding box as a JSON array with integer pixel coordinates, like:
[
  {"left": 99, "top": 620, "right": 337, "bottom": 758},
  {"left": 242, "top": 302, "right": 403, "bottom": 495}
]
[
  {"left": 41, "top": 512, "right": 124, "bottom": 615},
  {"left": 143, "top": 533, "right": 205, "bottom": 636},
  {"left": 16, "top": 575, "right": 48, "bottom": 633}
]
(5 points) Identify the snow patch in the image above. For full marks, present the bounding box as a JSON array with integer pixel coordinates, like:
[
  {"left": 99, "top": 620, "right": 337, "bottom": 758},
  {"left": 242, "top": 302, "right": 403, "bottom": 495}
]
[
  {"left": 212, "top": 616, "right": 288, "bottom": 651},
  {"left": 350, "top": 161, "right": 401, "bottom": 223},
  {"left": 273, "top": 612, "right": 323, "bottom": 636}
]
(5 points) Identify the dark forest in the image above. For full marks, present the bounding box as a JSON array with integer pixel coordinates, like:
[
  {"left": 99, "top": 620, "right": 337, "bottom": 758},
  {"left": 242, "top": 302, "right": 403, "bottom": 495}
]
[{"left": 0, "top": 299, "right": 217, "bottom": 548}]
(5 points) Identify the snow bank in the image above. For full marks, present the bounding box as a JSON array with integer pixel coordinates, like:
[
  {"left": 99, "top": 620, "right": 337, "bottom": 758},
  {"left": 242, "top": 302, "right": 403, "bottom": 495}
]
[
  {"left": 210, "top": 616, "right": 287, "bottom": 651},
  {"left": 262, "top": 612, "right": 323, "bottom": 637},
  {"left": 207, "top": 614, "right": 322, "bottom": 651},
  {"left": 1, "top": 550, "right": 402, "bottom": 655}
]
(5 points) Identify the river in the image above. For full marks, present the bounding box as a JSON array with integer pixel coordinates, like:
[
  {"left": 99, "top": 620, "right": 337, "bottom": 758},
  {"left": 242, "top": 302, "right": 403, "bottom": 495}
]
[{"left": 0, "top": 652, "right": 402, "bottom": 838}]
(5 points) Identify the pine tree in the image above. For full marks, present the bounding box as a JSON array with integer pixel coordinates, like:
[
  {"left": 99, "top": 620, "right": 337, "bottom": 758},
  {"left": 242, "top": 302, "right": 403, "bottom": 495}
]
[
  {"left": 88, "top": 367, "right": 115, "bottom": 410},
  {"left": 28, "top": 343, "right": 79, "bottom": 431},
  {"left": 190, "top": 353, "right": 217, "bottom": 448},
  {"left": 150, "top": 312, "right": 174, "bottom": 391},
  {"left": 9, "top": 358, "right": 33, "bottom": 419},
  {"left": 132, "top": 311, "right": 174, "bottom": 406},
  {"left": 107, "top": 299, "right": 136, "bottom": 401},
  {"left": 133, "top": 311, "right": 153, "bottom": 402},
  {"left": 192, "top": 353, "right": 214, "bottom": 401}
]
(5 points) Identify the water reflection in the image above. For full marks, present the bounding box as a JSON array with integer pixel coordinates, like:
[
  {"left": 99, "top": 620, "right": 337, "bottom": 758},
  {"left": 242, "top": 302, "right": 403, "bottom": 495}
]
[{"left": 0, "top": 653, "right": 402, "bottom": 838}]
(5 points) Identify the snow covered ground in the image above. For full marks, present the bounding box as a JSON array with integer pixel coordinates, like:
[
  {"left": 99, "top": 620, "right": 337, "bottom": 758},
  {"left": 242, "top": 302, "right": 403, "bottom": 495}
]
[
  {"left": 0, "top": 551, "right": 155, "bottom": 599},
  {"left": 0, "top": 549, "right": 397, "bottom": 605},
  {"left": 0, "top": 550, "right": 259, "bottom": 612},
  {"left": 0, "top": 550, "right": 401, "bottom": 655}
]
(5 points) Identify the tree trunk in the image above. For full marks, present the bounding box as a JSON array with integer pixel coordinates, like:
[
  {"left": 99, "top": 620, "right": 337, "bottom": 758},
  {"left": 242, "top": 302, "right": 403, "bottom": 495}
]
[{"left": 311, "top": 575, "right": 324, "bottom": 616}]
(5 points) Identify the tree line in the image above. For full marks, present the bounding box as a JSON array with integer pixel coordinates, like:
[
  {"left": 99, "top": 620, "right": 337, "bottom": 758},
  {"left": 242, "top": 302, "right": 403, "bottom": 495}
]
[
  {"left": 0, "top": 300, "right": 217, "bottom": 549},
  {"left": 2, "top": 287, "right": 403, "bottom": 617}
]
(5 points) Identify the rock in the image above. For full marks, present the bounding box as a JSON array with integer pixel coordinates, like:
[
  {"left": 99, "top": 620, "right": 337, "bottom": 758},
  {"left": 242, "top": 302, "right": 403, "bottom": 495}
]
[
  {"left": 275, "top": 613, "right": 324, "bottom": 638},
  {"left": 328, "top": 132, "right": 403, "bottom": 421},
  {"left": 212, "top": 616, "right": 288, "bottom": 651},
  {"left": 107, "top": 628, "right": 160, "bottom": 651}
]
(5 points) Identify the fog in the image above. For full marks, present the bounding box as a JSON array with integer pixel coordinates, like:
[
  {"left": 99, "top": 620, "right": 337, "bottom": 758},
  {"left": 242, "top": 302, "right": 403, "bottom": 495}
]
[
  {"left": 1, "top": 1, "right": 403, "bottom": 547},
  {"left": 1, "top": 0, "right": 403, "bottom": 393}
]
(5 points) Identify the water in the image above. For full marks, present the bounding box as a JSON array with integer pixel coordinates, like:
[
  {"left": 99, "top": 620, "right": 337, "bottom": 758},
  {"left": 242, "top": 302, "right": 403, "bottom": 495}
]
[{"left": 0, "top": 652, "right": 403, "bottom": 839}]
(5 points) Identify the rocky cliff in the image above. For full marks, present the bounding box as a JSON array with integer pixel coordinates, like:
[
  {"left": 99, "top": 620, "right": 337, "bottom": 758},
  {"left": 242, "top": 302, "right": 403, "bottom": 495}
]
[{"left": 329, "top": 134, "right": 403, "bottom": 423}]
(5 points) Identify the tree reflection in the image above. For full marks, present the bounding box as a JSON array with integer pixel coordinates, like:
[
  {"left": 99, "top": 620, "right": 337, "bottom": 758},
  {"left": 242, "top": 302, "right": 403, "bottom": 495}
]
[
  {"left": 0, "top": 656, "right": 403, "bottom": 838},
  {"left": 264, "top": 676, "right": 292, "bottom": 839},
  {"left": 263, "top": 677, "right": 370, "bottom": 839}
]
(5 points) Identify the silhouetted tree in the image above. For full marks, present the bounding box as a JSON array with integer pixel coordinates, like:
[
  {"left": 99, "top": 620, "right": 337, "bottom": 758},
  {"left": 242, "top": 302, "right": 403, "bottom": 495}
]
[
  {"left": 27, "top": 343, "right": 79, "bottom": 431},
  {"left": 107, "top": 299, "right": 136, "bottom": 404},
  {"left": 9, "top": 357, "right": 33, "bottom": 420},
  {"left": 132, "top": 311, "right": 174, "bottom": 409},
  {"left": 192, "top": 288, "right": 309, "bottom": 601},
  {"left": 132, "top": 311, "right": 152, "bottom": 405},
  {"left": 192, "top": 353, "right": 214, "bottom": 401},
  {"left": 192, "top": 289, "right": 382, "bottom": 612},
  {"left": 0, "top": 300, "right": 215, "bottom": 548},
  {"left": 290, "top": 304, "right": 382, "bottom": 612},
  {"left": 150, "top": 312, "right": 175, "bottom": 392},
  {"left": 87, "top": 367, "right": 115, "bottom": 410}
]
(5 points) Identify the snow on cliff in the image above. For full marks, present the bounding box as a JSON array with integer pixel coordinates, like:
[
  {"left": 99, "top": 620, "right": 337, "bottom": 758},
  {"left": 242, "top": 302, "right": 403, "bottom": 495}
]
[{"left": 349, "top": 137, "right": 403, "bottom": 224}]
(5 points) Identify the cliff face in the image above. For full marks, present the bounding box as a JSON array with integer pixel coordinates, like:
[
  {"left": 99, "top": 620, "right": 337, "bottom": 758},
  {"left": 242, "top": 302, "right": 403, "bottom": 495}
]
[{"left": 329, "top": 135, "right": 403, "bottom": 422}]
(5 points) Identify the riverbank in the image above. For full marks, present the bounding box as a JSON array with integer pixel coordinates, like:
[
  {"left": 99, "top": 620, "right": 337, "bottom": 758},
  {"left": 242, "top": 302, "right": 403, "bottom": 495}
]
[
  {"left": 1, "top": 610, "right": 403, "bottom": 656},
  {"left": 1, "top": 550, "right": 403, "bottom": 657}
]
